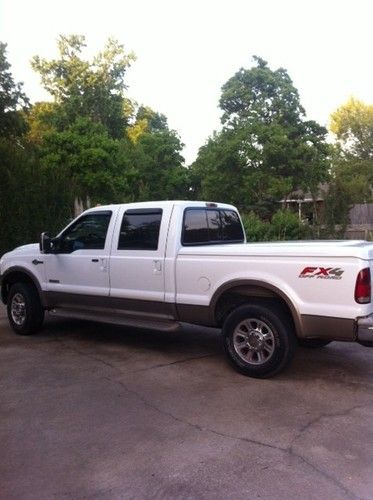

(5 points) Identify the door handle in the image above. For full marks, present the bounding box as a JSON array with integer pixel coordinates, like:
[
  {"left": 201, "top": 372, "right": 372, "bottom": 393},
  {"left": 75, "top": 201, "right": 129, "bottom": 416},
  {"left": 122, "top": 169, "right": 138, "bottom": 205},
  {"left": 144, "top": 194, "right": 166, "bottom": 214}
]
[
  {"left": 92, "top": 258, "right": 107, "bottom": 271},
  {"left": 99, "top": 257, "right": 108, "bottom": 272},
  {"left": 32, "top": 259, "right": 44, "bottom": 265},
  {"left": 153, "top": 260, "right": 162, "bottom": 273}
]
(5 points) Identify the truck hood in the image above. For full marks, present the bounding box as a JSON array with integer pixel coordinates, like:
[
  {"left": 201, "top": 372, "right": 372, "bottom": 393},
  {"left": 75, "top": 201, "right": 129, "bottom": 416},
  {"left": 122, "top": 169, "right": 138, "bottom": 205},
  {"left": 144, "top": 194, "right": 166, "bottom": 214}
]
[
  {"left": 3, "top": 243, "right": 40, "bottom": 258},
  {"left": 179, "top": 240, "right": 373, "bottom": 260}
]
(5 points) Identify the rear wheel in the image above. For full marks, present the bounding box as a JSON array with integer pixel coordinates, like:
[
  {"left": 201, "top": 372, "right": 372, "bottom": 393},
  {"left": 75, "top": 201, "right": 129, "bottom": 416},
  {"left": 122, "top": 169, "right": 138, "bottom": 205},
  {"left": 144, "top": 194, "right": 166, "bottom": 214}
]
[
  {"left": 222, "top": 304, "right": 296, "bottom": 378},
  {"left": 298, "top": 339, "right": 332, "bottom": 348},
  {"left": 7, "top": 282, "right": 44, "bottom": 335}
]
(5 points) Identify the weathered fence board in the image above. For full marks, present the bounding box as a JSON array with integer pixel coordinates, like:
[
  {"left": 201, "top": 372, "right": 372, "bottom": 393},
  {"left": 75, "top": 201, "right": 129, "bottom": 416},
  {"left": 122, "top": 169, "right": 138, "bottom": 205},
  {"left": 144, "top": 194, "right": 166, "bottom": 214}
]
[{"left": 349, "top": 204, "right": 373, "bottom": 225}]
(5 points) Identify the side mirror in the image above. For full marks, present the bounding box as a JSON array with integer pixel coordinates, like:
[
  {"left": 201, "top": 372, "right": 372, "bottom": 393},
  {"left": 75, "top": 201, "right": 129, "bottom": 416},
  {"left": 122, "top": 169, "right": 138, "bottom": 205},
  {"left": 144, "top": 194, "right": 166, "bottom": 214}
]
[{"left": 39, "top": 232, "right": 52, "bottom": 254}]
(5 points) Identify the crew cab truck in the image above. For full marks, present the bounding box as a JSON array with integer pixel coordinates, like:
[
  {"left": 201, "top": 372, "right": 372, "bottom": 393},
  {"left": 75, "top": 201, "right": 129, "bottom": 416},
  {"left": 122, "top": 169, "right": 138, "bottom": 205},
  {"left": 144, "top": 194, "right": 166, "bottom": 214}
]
[{"left": 1, "top": 200, "right": 373, "bottom": 378}]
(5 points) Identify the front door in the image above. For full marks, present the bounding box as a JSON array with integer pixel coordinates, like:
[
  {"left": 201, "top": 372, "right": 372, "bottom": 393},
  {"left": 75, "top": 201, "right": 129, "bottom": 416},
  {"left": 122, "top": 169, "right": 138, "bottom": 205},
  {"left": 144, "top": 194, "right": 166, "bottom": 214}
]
[{"left": 45, "top": 211, "right": 114, "bottom": 297}]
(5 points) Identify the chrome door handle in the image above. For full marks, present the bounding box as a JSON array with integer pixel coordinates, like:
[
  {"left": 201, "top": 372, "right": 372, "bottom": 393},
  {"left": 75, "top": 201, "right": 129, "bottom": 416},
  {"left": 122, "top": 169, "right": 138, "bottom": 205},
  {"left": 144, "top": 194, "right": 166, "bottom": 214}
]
[
  {"left": 99, "top": 257, "right": 108, "bottom": 272},
  {"left": 153, "top": 260, "right": 162, "bottom": 273}
]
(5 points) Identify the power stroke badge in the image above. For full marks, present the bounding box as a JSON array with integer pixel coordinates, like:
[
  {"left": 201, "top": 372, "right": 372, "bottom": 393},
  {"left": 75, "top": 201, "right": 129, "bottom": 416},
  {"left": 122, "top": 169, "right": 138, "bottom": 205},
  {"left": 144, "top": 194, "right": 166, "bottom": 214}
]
[{"left": 299, "top": 267, "right": 344, "bottom": 280}]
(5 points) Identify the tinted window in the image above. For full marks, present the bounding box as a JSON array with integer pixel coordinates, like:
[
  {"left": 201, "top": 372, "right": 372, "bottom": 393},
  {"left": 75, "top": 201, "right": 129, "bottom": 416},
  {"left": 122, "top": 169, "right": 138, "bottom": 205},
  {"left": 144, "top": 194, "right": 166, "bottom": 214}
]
[
  {"left": 206, "top": 210, "right": 221, "bottom": 241},
  {"left": 118, "top": 209, "right": 162, "bottom": 250},
  {"left": 182, "top": 210, "right": 209, "bottom": 244},
  {"left": 182, "top": 208, "right": 244, "bottom": 245},
  {"left": 220, "top": 210, "right": 244, "bottom": 241},
  {"left": 58, "top": 212, "right": 111, "bottom": 253}
]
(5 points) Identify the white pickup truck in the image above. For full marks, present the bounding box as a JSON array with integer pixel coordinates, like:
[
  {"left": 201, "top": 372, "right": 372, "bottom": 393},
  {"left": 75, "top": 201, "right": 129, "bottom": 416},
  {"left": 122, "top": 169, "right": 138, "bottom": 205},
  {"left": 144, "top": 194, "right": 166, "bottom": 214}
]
[{"left": 1, "top": 200, "right": 372, "bottom": 378}]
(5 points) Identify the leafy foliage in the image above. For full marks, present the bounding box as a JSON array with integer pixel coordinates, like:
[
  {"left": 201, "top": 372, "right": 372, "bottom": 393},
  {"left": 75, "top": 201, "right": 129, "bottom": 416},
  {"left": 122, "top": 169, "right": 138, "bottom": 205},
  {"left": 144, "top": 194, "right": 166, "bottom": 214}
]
[
  {"left": 322, "top": 97, "right": 373, "bottom": 234},
  {"left": 330, "top": 97, "right": 373, "bottom": 161},
  {"left": 128, "top": 128, "right": 188, "bottom": 201},
  {"left": 191, "top": 57, "right": 330, "bottom": 219},
  {"left": 0, "top": 44, "right": 49, "bottom": 256},
  {"left": 330, "top": 97, "right": 373, "bottom": 203},
  {"left": 39, "top": 117, "right": 126, "bottom": 204},
  {"left": 1, "top": 38, "right": 368, "bottom": 256},
  {"left": 241, "top": 210, "right": 308, "bottom": 242},
  {"left": 31, "top": 35, "right": 135, "bottom": 138},
  {"left": 270, "top": 210, "right": 308, "bottom": 240},
  {"left": 0, "top": 36, "right": 189, "bottom": 255},
  {"left": 0, "top": 42, "right": 29, "bottom": 138},
  {"left": 29, "top": 35, "right": 189, "bottom": 212},
  {"left": 220, "top": 56, "right": 304, "bottom": 127},
  {"left": 240, "top": 212, "right": 269, "bottom": 241},
  {"left": 0, "top": 137, "right": 71, "bottom": 256}
]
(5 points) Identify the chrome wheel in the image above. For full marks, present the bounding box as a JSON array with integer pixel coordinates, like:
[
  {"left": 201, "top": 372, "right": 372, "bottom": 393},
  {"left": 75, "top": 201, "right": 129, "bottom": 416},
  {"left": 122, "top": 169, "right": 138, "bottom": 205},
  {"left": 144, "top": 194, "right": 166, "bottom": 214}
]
[
  {"left": 233, "top": 318, "right": 275, "bottom": 365},
  {"left": 10, "top": 293, "right": 27, "bottom": 326}
]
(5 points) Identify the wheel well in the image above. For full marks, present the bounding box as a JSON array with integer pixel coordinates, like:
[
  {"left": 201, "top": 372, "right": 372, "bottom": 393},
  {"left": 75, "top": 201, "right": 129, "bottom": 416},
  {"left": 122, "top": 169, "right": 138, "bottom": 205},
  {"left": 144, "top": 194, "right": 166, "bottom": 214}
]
[
  {"left": 214, "top": 285, "right": 297, "bottom": 333},
  {"left": 1, "top": 271, "right": 39, "bottom": 304}
]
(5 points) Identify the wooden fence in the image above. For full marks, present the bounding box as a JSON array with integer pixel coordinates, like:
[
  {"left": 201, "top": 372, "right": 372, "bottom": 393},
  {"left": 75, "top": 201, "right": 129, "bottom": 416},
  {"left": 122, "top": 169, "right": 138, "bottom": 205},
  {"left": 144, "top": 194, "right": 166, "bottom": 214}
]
[{"left": 345, "top": 204, "right": 373, "bottom": 240}]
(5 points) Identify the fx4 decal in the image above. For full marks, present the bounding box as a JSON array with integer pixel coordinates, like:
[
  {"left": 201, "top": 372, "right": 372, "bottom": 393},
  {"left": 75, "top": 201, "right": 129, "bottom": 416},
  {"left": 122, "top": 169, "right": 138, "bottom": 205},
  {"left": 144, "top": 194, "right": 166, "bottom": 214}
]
[{"left": 299, "top": 266, "right": 344, "bottom": 280}]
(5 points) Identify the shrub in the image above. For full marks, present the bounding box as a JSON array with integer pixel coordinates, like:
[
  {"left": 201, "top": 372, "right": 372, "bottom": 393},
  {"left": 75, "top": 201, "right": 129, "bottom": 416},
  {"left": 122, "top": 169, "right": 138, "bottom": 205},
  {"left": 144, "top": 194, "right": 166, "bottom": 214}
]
[
  {"left": 241, "top": 210, "right": 308, "bottom": 242},
  {"left": 269, "top": 210, "right": 308, "bottom": 240},
  {"left": 241, "top": 212, "right": 270, "bottom": 242}
]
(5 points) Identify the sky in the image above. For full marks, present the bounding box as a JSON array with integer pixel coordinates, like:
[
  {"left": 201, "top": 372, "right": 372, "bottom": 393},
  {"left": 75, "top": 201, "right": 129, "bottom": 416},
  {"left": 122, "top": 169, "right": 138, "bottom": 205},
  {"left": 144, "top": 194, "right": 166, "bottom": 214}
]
[{"left": 1, "top": 0, "right": 373, "bottom": 164}]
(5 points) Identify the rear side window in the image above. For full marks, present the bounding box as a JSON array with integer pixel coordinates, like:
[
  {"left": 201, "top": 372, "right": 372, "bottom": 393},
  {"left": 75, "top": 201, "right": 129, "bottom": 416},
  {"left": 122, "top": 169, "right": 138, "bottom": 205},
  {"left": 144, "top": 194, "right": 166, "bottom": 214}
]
[
  {"left": 182, "top": 208, "right": 244, "bottom": 246},
  {"left": 118, "top": 209, "right": 162, "bottom": 250},
  {"left": 220, "top": 210, "right": 244, "bottom": 241},
  {"left": 182, "top": 210, "right": 209, "bottom": 244}
]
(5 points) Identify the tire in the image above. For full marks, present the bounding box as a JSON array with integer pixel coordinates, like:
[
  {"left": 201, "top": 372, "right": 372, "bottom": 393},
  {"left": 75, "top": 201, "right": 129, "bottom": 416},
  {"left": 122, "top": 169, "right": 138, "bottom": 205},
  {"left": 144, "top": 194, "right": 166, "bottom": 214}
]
[
  {"left": 298, "top": 339, "right": 332, "bottom": 348},
  {"left": 222, "top": 304, "right": 296, "bottom": 378},
  {"left": 7, "top": 282, "right": 44, "bottom": 335}
]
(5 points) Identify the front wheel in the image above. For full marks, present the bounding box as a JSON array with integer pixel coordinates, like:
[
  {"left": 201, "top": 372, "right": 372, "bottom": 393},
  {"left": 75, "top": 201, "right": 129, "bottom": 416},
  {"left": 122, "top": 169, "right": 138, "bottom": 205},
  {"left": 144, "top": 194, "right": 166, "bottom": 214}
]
[
  {"left": 7, "top": 282, "right": 44, "bottom": 335},
  {"left": 222, "top": 304, "right": 296, "bottom": 378}
]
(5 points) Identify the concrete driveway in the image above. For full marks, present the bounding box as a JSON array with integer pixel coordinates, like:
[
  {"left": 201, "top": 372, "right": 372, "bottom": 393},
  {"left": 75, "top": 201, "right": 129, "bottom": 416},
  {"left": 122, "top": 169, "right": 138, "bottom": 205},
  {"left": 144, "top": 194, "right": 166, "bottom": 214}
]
[{"left": 1, "top": 304, "right": 373, "bottom": 500}]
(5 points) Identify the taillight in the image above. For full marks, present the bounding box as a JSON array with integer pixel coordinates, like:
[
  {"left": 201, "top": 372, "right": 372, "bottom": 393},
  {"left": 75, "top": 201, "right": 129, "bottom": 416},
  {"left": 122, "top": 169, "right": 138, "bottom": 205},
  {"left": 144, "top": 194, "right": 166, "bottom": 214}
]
[{"left": 355, "top": 268, "right": 371, "bottom": 304}]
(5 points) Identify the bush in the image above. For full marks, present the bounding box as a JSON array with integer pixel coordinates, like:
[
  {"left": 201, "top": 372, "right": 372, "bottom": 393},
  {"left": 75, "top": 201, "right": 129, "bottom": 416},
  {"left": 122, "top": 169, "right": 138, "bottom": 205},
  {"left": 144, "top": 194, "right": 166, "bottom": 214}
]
[
  {"left": 241, "top": 209, "right": 308, "bottom": 242},
  {"left": 241, "top": 212, "right": 270, "bottom": 241},
  {"left": 269, "top": 210, "right": 308, "bottom": 240}
]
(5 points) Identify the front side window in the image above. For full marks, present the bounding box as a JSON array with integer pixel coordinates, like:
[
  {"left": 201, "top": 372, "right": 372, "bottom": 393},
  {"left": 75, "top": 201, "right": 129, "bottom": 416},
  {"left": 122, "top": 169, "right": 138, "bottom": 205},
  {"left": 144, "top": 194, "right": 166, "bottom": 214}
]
[
  {"left": 118, "top": 209, "right": 162, "bottom": 250},
  {"left": 57, "top": 212, "right": 112, "bottom": 253},
  {"left": 182, "top": 208, "right": 244, "bottom": 246}
]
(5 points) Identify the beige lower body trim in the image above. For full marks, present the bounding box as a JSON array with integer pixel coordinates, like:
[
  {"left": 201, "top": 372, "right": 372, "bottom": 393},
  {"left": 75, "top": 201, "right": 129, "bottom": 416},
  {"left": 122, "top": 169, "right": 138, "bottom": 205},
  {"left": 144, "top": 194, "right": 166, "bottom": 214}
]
[
  {"left": 43, "top": 292, "right": 356, "bottom": 341},
  {"left": 300, "top": 314, "right": 355, "bottom": 341}
]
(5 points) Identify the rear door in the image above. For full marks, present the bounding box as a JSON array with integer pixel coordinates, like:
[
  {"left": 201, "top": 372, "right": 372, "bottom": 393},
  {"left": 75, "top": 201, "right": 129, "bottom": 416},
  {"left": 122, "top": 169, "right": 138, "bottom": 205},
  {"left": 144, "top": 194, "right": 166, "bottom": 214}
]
[{"left": 109, "top": 206, "right": 171, "bottom": 302}]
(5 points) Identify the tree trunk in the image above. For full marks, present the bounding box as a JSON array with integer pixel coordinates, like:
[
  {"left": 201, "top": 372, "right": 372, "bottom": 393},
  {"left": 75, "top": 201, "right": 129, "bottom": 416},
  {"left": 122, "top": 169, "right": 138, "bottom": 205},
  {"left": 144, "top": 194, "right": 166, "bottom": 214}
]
[{"left": 74, "top": 195, "right": 91, "bottom": 217}]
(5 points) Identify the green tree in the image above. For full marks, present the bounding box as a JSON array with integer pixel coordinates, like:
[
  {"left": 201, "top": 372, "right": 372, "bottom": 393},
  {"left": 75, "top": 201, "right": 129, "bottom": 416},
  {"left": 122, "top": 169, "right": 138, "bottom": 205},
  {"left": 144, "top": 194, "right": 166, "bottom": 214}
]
[
  {"left": 191, "top": 57, "right": 330, "bottom": 218},
  {"left": 323, "top": 175, "right": 351, "bottom": 237},
  {"left": 0, "top": 36, "right": 189, "bottom": 255},
  {"left": 0, "top": 43, "right": 70, "bottom": 255},
  {"left": 30, "top": 36, "right": 188, "bottom": 211},
  {"left": 220, "top": 56, "right": 304, "bottom": 127},
  {"left": 38, "top": 117, "right": 132, "bottom": 206},
  {"left": 330, "top": 97, "right": 373, "bottom": 202},
  {"left": 0, "top": 42, "right": 29, "bottom": 138},
  {"left": 331, "top": 97, "right": 373, "bottom": 160},
  {"left": 31, "top": 35, "right": 135, "bottom": 138},
  {"left": 29, "top": 36, "right": 137, "bottom": 211},
  {"left": 126, "top": 109, "right": 188, "bottom": 200},
  {"left": 323, "top": 98, "right": 373, "bottom": 235}
]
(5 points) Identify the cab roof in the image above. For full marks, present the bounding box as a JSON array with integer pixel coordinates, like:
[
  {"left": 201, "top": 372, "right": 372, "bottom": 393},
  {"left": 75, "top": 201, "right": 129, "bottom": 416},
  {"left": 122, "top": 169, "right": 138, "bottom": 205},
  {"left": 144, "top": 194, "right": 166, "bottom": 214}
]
[{"left": 84, "top": 200, "right": 238, "bottom": 212}]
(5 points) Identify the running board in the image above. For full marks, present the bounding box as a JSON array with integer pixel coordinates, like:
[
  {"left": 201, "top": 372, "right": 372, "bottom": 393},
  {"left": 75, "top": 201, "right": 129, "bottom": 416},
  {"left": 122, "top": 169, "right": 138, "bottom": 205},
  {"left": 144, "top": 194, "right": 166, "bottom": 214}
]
[
  {"left": 49, "top": 307, "right": 181, "bottom": 332},
  {"left": 357, "top": 340, "right": 373, "bottom": 348}
]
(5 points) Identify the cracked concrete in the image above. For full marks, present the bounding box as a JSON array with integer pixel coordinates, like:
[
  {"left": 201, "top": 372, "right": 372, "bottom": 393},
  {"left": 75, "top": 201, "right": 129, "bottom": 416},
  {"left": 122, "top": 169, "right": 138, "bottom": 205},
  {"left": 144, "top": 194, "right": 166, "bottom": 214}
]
[{"left": 1, "top": 305, "right": 373, "bottom": 499}]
